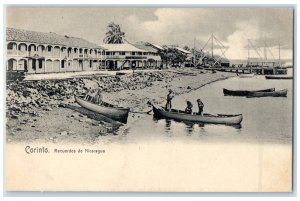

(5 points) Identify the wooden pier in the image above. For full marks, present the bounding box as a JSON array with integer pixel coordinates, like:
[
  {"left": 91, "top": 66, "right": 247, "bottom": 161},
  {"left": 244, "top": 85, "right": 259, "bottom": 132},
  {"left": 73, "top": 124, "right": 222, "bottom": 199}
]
[{"left": 202, "top": 66, "right": 288, "bottom": 75}]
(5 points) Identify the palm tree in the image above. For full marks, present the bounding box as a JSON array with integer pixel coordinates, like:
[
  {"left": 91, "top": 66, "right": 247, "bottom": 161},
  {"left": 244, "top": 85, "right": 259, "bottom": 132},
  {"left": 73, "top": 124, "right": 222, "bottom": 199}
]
[{"left": 103, "top": 22, "right": 125, "bottom": 44}]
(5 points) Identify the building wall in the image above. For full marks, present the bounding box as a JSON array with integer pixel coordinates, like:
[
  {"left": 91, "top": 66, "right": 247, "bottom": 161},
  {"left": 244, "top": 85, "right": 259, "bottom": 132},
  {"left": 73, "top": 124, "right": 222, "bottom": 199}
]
[{"left": 6, "top": 40, "right": 106, "bottom": 74}]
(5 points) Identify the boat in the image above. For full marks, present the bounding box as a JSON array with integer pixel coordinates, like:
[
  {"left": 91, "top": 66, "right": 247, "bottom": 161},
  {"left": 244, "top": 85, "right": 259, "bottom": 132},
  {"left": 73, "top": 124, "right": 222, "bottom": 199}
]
[
  {"left": 247, "top": 89, "right": 288, "bottom": 98},
  {"left": 75, "top": 95, "right": 130, "bottom": 123},
  {"left": 152, "top": 105, "right": 243, "bottom": 125},
  {"left": 238, "top": 73, "right": 255, "bottom": 78},
  {"left": 223, "top": 88, "right": 275, "bottom": 96},
  {"left": 265, "top": 75, "right": 293, "bottom": 80}
]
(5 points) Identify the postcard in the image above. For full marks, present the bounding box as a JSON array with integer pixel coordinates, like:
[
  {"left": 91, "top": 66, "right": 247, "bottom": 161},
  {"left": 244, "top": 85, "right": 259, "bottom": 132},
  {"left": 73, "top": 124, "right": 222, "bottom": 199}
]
[{"left": 5, "top": 6, "right": 293, "bottom": 192}]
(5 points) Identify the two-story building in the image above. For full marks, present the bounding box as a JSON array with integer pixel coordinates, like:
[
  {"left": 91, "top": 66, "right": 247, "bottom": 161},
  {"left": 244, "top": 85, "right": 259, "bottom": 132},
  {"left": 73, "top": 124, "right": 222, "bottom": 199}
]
[
  {"left": 6, "top": 27, "right": 106, "bottom": 74},
  {"left": 102, "top": 43, "right": 162, "bottom": 70}
]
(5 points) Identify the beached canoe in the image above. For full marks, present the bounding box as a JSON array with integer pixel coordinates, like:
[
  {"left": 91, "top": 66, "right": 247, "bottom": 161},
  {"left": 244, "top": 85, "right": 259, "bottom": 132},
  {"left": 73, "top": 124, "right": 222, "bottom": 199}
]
[
  {"left": 247, "top": 89, "right": 288, "bottom": 98},
  {"left": 223, "top": 88, "right": 275, "bottom": 96},
  {"left": 152, "top": 105, "right": 243, "bottom": 125},
  {"left": 75, "top": 95, "right": 130, "bottom": 123},
  {"left": 265, "top": 75, "right": 293, "bottom": 79}
]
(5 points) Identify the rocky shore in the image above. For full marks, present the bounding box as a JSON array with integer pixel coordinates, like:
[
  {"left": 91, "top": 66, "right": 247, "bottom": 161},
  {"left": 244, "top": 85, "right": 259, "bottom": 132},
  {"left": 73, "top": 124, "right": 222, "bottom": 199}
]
[{"left": 6, "top": 69, "right": 235, "bottom": 144}]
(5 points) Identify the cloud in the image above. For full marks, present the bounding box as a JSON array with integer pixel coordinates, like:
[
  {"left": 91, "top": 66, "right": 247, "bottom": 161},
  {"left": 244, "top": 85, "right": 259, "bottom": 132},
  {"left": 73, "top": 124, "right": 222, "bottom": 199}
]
[{"left": 123, "top": 8, "right": 293, "bottom": 60}]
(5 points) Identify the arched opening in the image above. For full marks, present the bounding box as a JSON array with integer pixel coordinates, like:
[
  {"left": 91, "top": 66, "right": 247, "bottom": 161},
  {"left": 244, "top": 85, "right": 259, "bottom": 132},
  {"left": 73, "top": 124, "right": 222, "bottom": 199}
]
[
  {"left": 7, "top": 58, "right": 17, "bottom": 71},
  {"left": 46, "top": 45, "right": 53, "bottom": 57},
  {"left": 67, "top": 47, "right": 73, "bottom": 58},
  {"left": 7, "top": 42, "right": 17, "bottom": 55},
  {"left": 37, "top": 45, "right": 45, "bottom": 56},
  {"left": 28, "top": 44, "right": 36, "bottom": 56},
  {"left": 53, "top": 46, "right": 60, "bottom": 57},
  {"left": 18, "top": 59, "right": 28, "bottom": 71},
  {"left": 46, "top": 59, "right": 53, "bottom": 73},
  {"left": 61, "top": 60, "right": 66, "bottom": 69},
  {"left": 53, "top": 60, "right": 60, "bottom": 72},
  {"left": 61, "top": 47, "right": 67, "bottom": 58},
  {"left": 18, "top": 43, "right": 27, "bottom": 56}
]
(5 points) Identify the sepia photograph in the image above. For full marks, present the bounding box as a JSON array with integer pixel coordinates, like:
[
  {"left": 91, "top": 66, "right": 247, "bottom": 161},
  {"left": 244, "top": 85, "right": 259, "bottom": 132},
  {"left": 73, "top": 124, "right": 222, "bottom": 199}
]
[{"left": 4, "top": 5, "right": 294, "bottom": 192}]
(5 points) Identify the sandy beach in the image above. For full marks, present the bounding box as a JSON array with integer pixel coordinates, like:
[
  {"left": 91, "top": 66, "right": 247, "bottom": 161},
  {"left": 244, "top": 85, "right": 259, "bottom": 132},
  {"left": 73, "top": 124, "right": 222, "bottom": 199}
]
[{"left": 6, "top": 69, "right": 235, "bottom": 144}]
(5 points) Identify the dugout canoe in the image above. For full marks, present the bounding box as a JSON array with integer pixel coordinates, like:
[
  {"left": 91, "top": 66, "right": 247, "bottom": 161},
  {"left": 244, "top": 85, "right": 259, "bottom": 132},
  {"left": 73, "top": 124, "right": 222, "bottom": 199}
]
[
  {"left": 247, "top": 89, "right": 288, "bottom": 98},
  {"left": 152, "top": 105, "right": 243, "bottom": 125},
  {"left": 265, "top": 75, "right": 293, "bottom": 79},
  {"left": 223, "top": 88, "right": 275, "bottom": 96},
  {"left": 75, "top": 95, "right": 130, "bottom": 123}
]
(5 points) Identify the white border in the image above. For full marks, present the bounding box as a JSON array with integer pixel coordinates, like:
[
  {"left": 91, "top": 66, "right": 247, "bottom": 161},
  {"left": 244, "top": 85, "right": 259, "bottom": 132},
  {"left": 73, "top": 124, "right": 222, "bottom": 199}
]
[{"left": 0, "top": 0, "right": 299, "bottom": 200}]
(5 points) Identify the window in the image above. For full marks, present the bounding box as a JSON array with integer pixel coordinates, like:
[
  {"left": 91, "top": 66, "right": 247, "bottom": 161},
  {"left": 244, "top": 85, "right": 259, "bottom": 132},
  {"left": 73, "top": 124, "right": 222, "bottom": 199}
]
[
  {"left": 90, "top": 60, "right": 92, "bottom": 68},
  {"left": 120, "top": 52, "right": 125, "bottom": 55},
  {"left": 61, "top": 60, "right": 65, "bottom": 68},
  {"left": 132, "top": 52, "right": 136, "bottom": 55}
]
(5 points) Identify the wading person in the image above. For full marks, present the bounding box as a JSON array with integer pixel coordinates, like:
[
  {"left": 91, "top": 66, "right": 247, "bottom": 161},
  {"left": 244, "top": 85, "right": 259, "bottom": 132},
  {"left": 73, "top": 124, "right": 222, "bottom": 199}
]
[
  {"left": 165, "top": 89, "right": 174, "bottom": 111},
  {"left": 185, "top": 100, "right": 193, "bottom": 114},
  {"left": 197, "top": 98, "right": 204, "bottom": 115}
]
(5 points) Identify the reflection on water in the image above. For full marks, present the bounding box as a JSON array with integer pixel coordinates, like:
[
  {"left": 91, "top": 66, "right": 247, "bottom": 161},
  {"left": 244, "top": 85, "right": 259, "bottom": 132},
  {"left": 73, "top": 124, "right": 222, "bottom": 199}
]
[{"left": 114, "top": 73, "right": 292, "bottom": 145}]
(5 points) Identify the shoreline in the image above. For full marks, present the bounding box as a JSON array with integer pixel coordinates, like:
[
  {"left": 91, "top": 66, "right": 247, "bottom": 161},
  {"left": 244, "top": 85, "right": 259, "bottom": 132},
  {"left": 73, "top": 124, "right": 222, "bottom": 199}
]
[{"left": 6, "top": 69, "right": 236, "bottom": 144}]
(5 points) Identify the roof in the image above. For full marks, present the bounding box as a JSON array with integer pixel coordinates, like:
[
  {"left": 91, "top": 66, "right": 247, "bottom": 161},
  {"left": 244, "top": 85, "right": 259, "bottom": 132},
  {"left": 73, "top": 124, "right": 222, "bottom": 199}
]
[
  {"left": 174, "top": 47, "right": 192, "bottom": 54},
  {"left": 147, "top": 43, "right": 164, "bottom": 50},
  {"left": 6, "top": 27, "right": 105, "bottom": 49},
  {"left": 101, "top": 44, "right": 145, "bottom": 52},
  {"left": 132, "top": 44, "right": 158, "bottom": 53}
]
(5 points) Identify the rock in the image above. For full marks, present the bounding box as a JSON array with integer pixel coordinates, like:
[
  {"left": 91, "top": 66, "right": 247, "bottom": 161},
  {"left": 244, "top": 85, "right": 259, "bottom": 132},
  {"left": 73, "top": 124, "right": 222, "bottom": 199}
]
[
  {"left": 82, "top": 79, "right": 99, "bottom": 89},
  {"left": 11, "top": 114, "right": 19, "bottom": 119},
  {"left": 43, "top": 106, "right": 52, "bottom": 111},
  {"left": 79, "top": 119, "right": 84, "bottom": 122},
  {"left": 60, "top": 131, "right": 68, "bottom": 136},
  {"left": 187, "top": 86, "right": 191, "bottom": 89}
]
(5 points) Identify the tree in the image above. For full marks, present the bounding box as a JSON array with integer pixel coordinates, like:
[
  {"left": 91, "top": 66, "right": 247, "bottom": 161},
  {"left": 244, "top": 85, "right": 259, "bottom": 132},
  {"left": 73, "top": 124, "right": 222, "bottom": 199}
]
[{"left": 103, "top": 22, "right": 125, "bottom": 44}]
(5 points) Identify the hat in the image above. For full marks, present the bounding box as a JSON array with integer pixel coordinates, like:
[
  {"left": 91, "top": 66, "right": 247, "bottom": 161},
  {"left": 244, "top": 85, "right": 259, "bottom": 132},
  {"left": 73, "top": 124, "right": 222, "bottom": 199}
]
[{"left": 197, "top": 99, "right": 201, "bottom": 102}]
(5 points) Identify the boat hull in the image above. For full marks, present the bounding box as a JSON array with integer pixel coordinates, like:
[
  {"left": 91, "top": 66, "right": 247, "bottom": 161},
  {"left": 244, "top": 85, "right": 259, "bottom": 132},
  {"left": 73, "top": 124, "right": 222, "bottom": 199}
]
[
  {"left": 75, "top": 96, "right": 130, "bottom": 123},
  {"left": 265, "top": 75, "right": 293, "bottom": 79},
  {"left": 223, "top": 88, "right": 275, "bottom": 96},
  {"left": 247, "top": 89, "right": 288, "bottom": 98},
  {"left": 153, "top": 105, "right": 242, "bottom": 125}
]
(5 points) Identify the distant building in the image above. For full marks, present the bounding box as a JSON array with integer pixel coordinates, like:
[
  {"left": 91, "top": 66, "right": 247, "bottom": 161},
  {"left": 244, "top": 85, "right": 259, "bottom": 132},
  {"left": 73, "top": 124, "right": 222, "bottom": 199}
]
[
  {"left": 6, "top": 27, "right": 106, "bottom": 74},
  {"left": 102, "top": 43, "right": 162, "bottom": 70}
]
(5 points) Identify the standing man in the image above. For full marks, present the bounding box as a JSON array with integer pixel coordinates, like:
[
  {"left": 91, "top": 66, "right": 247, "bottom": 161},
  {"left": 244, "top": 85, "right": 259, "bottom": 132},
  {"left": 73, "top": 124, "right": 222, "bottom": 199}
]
[
  {"left": 197, "top": 99, "right": 204, "bottom": 115},
  {"left": 94, "top": 89, "right": 103, "bottom": 105},
  {"left": 165, "top": 89, "right": 174, "bottom": 111}
]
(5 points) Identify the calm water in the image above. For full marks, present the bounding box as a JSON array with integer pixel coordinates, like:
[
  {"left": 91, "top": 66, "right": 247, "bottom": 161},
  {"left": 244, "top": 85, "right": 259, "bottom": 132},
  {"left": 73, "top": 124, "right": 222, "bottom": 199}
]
[{"left": 116, "top": 73, "right": 293, "bottom": 145}]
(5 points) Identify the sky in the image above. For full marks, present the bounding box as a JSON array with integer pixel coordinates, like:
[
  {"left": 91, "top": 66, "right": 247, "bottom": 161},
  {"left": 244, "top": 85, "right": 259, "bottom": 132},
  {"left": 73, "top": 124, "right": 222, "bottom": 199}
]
[{"left": 6, "top": 7, "right": 294, "bottom": 60}]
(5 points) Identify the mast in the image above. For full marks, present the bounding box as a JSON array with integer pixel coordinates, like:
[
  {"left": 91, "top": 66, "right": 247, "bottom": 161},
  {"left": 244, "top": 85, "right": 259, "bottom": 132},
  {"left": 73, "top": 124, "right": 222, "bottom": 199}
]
[
  {"left": 279, "top": 42, "right": 281, "bottom": 67},
  {"left": 193, "top": 37, "right": 196, "bottom": 66},
  {"left": 247, "top": 39, "right": 250, "bottom": 66},
  {"left": 211, "top": 33, "right": 214, "bottom": 58}
]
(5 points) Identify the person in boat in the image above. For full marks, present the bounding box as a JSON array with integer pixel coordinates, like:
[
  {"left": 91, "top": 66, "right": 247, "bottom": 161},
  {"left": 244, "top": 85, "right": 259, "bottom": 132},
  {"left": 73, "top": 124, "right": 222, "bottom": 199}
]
[
  {"left": 197, "top": 98, "right": 204, "bottom": 115},
  {"left": 85, "top": 89, "right": 93, "bottom": 102},
  {"left": 185, "top": 100, "right": 193, "bottom": 114},
  {"left": 165, "top": 89, "right": 174, "bottom": 111},
  {"left": 94, "top": 89, "right": 103, "bottom": 105}
]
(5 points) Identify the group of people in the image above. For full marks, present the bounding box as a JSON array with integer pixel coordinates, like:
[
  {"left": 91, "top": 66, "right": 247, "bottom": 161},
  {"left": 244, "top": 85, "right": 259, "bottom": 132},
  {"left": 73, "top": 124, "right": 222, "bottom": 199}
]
[
  {"left": 85, "top": 89, "right": 103, "bottom": 105},
  {"left": 165, "top": 89, "right": 204, "bottom": 115}
]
